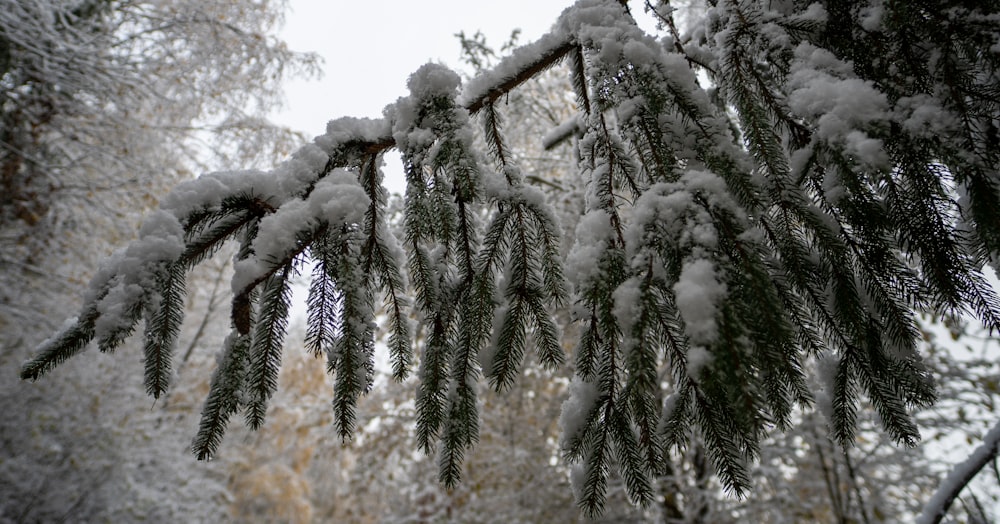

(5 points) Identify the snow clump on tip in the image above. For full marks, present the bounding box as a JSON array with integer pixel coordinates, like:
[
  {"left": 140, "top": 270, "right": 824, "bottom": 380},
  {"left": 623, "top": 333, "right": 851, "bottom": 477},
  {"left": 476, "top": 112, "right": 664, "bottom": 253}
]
[
  {"left": 559, "top": 376, "right": 601, "bottom": 450},
  {"left": 673, "top": 258, "right": 727, "bottom": 347},
  {"left": 92, "top": 210, "right": 186, "bottom": 342},
  {"left": 406, "top": 62, "right": 461, "bottom": 100}
]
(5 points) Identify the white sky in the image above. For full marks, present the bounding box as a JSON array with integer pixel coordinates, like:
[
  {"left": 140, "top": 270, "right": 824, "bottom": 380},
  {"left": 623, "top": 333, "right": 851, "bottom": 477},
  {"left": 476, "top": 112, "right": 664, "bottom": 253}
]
[{"left": 273, "top": 1, "right": 576, "bottom": 135}]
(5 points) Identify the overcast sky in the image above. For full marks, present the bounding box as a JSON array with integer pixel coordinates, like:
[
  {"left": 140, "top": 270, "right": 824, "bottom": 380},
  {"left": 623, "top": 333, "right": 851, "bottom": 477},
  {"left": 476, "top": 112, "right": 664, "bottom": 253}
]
[{"left": 273, "top": 1, "right": 575, "bottom": 136}]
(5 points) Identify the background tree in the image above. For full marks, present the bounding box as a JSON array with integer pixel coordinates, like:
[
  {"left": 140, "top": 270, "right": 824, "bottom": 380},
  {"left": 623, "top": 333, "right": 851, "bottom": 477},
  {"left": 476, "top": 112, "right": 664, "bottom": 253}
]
[
  {"left": 0, "top": 0, "right": 316, "bottom": 519},
  {"left": 17, "top": 0, "right": 1000, "bottom": 520},
  {"left": 0, "top": 0, "right": 318, "bottom": 335}
]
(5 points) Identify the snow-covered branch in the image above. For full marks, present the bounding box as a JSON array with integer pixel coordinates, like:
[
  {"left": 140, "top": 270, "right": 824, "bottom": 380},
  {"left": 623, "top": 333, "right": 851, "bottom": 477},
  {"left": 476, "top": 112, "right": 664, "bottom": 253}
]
[{"left": 917, "top": 420, "right": 1000, "bottom": 524}]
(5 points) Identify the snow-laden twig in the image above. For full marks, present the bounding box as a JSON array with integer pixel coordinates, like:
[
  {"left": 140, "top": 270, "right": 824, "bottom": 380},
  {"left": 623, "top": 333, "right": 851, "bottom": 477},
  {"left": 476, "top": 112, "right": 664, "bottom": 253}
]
[{"left": 917, "top": 419, "right": 1000, "bottom": 524}]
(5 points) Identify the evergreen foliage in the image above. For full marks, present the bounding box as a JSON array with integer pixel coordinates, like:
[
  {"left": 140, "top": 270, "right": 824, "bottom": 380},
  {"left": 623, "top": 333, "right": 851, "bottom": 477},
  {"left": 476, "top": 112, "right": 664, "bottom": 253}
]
[{"left": 21, "top": 0, "right": 1000, "bottom": 517}]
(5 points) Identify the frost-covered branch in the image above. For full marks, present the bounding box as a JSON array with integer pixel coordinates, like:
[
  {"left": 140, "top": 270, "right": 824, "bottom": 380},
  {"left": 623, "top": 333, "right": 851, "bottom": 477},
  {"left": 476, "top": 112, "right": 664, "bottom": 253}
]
[{"left": 917, "top": 420, "right": 1000, "bottom": 524}]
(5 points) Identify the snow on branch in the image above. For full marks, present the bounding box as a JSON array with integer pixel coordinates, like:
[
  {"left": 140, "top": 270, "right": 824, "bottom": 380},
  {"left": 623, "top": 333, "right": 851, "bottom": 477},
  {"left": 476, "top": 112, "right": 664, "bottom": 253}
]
[
  {"left": 461, "top": 34, "right": 577, "bottom": 115},
  {"left": 917, "top": 420, "right": 1000, "bottom": 524}
]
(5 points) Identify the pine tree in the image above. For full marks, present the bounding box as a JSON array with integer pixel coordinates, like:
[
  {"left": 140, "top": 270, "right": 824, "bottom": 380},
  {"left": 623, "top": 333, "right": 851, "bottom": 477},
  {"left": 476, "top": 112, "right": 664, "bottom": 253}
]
[{"left": 20, "top": 0, "right": 1000, "bottom": 517}]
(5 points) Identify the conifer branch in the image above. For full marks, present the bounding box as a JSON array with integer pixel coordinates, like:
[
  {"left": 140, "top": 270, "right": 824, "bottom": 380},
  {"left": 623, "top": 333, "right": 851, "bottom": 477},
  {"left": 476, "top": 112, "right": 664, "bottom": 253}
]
[
  {"left": 245, "top": 262, "right": 294, "bottom": 430},
  {"left": 20, "top": 304, "right": 101, "bottom": 381},
  {"left": 693, "top": 387, "right": 753, "bottom": 497},
  {"left": 180, "top": 208, "right": 258, "bottom": 269},
  {"left": 622, "top": 269, "right": 666, "bottom": 468},
  {"left": 481, "top": 101, "right": 510, "bottom": 170},
  {"left": 491, "top": 290, "right": 528, "bottom": 391},
  {"left": 305, "top": 237, "right": 340, "bottom": 359},
  {"left": 358, "top": 155, "right": 412, "bottom": 380},
  {"left": 231, "top": 225, "right": 317, "bottom": 336},
  {"left": 323, "top": 225, "right": 376, "bottom": 439},
  {"left": 609, "top": 406, "right": 654, "bottom": 507},
  {"left": 527, "top": 293, "right": 564, "bottom": 367},
  {"left": 465, "top": 39, "right": 575, "bottom": 115},
  {"left": 578, "top": 419, "right": 610, "bottom": 517},
  {"left": 192, "top": 332, "right": 251, "bottom": 460},
  {"left": 142, "top": 262, "right": 187, "bottom": 398},
  {"left": 570, "top": 46, "right": 592, "bottom": 116},
  {"left": 95, "top": 288, "right": 145, "bottom": 354},
  {"left": 658, "top": 380, "right": 694, "bottom": 452},
  {"left": 439, "top": 378, "right": 479, "bottom": 488},
  {"left": 415, "top": 315, "right": 452, "bottom": 452}
]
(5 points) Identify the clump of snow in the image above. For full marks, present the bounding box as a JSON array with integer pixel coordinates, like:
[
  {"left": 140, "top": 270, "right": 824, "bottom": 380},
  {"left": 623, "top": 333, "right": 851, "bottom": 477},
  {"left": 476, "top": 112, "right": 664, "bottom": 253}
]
[
  {"left": 623, "top": 38, "right": 658, "bottom": 67},
  {"left": 272, "top": 143, "right": 330, "bottom": 196},
  {"left": 821, "top": 166, "right": 847, "bottom": 205},
  {"left": 231, "top": 169, "right": 369, "bottom": 293},
  {"left": 858, "top": 2, "right": 885, "bottom": 31},
  {"left": 788, "top": 70, "right": 887, "bottom": 139},
  {"left": 628, "top": 182, "right": 693, "bottom": 248},
  {"left": 789, "top": 43, "right": 854, "bottom": 77},
  {"left": 788, "top": 43, "right": 891, "bottom": 167},
  {"left": 681, "top": 169, "right": 739, "bottom": 216},
  {"left": 317, "top": 116, "right": 392, "bottom": 154},
  {"left": 558, "top": 0, "right": 627, "bottom": 38},
  {"left": 628, "top": 170, "right": 737, "bottom": 256},
  {"left": 566, "top": 210, "right": 614, "bottom": 287},
  {"left": 163, "top": 169, "right": 281, "bottom": 219},
  {"left": 613, "top": 277, "right": 643, "bottom": 359},
  {"left": 843, "top": 130, "right": 889, "bottom": 169},
  {"left": 406, "top": 62, "right": 461, "bottom": 101},
  {"left": 686, "top": 346, "right": 712, "bottom": 379},
  {"left": 91, "top": 210, "right": 185, "bottom": 343},
  {"left": 895, "top": 94, "right": 959, "bottom": 138},
  {"left": 388, "top": 62, "right": 478, "bottom": 173},
  {"left": 789, "top": 145, "right": 814, "bottom": 178},
  {"left": 388, "top": 109, "right": 433, "bottom": 161},
  {"left": 93, "top": 280, "right": 145, "bottom": 340},
  {"left": 311, "top": 170, "right": 371, "bottom": 225},
  {"left": 570, "top": 463, "right": 589, "bottom": 505},
  {"left": 798, "top": 2, "right": 829, "bottom": 23},
  {"left": 559, "top": 376, "right": 601, "bottom": 449},
  {"left": 673, "top": 258, "right": 727, "bottom": 346}
]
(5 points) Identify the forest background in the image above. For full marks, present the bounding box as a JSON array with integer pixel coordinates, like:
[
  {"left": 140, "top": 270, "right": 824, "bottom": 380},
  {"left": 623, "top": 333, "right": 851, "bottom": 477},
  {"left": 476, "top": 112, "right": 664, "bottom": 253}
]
[{"left": 3, "top": 1, "right": 1000, "bottom": 522}]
